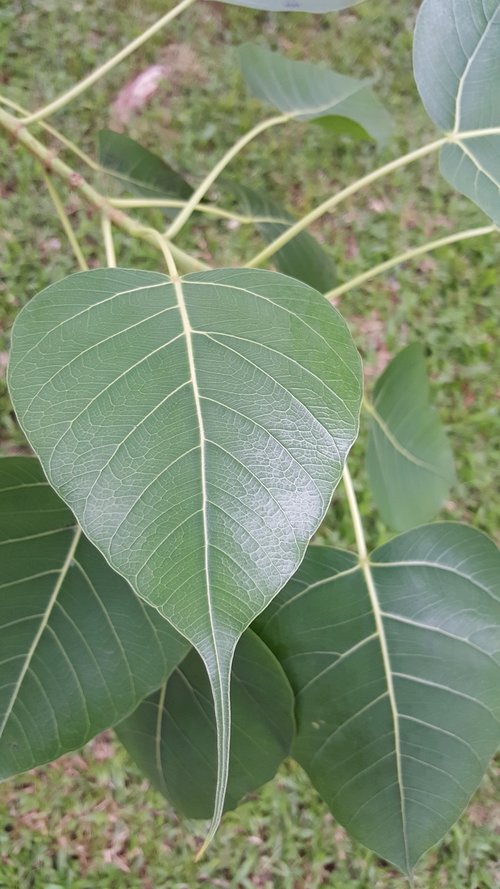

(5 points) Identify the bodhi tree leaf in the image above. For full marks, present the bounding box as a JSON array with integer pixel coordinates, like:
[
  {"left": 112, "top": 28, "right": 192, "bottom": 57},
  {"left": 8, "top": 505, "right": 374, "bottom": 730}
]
[
  {"left": 237, "top": 186, "right": 336, "bottom": 291},
  {"left": 365, "top": 344, "right": 455, "bottom": 531},
  {"left": 239, "top": 44, "right": 393, "bottom": 144},
  {"left": 97, "top": 130, "right": 191, "bottom": 216},
  {"left": 8, "top": 266, "right": 362, "bottom": 846},
  {"left": 117, "top": 630, "right": 294, "bottom": 818},
  {"left": 414, "top": 0, "right": 500, "bottom": 224},
  {"left": 0, "top": 456, "right": 189, "bottom": 781},
  {"left": 255, "top": 526, "right": 500, "bottom": 875},
  {"left": 212, "top": 1, "right": 364, "bottom": 11}
]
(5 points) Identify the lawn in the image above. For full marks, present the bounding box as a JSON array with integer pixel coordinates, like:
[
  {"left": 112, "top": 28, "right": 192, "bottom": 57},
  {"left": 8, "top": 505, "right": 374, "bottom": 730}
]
[{"left": 0, "top": 0, "right": 498, "bottom": 886}]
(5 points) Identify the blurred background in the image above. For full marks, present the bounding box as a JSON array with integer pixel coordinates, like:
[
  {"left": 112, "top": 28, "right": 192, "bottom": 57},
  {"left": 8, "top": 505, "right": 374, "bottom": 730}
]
[{"left": 0, "top": 1, "right": 498, "bottom": 886}]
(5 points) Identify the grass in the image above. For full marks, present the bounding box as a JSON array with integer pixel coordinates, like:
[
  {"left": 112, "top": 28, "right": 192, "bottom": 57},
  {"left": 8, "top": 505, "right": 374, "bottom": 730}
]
[{"left": 0, "top": 0, "right": 499, "bottom": 886}]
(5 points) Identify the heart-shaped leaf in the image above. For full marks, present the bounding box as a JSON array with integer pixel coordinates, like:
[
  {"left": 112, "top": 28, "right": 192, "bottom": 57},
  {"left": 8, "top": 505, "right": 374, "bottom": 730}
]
[
  {"left": 97, "top": 130, "right": 191, "bottom": 217},
  {"left": 237, "top": 186, "right": 336, "bottom": 291},
  {"left": 213, "top": 1, "right": 364, "bottom": 11},
  {"left": 239, "top": 44, "right": 393, "bottom": 144},
  {"left": 255, "top": 525, "right": 500, "bottom": 874},
  {"left": 0, "top": 457, "right": 188, "bottom": 780},
  {"left": 8, "top": 266, "right": 362, "bottom": 844},
  {"left": 414, "top": 0, "right": 500, "bottom": 224},
  {"left": 365, "top": 344, "right": 455, "bottom": 531},
  {"left": 117, "top": 629, "right": 294, "bottom": 818}
]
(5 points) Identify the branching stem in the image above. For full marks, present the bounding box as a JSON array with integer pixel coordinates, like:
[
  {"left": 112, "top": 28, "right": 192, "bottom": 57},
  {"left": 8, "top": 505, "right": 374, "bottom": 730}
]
[{"left": 42, "top": 171, "right": 88, "bottom": 271}]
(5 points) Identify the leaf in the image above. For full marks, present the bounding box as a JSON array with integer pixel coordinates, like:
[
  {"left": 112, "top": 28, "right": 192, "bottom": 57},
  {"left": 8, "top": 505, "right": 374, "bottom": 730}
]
[
  {"left": 0, "top": 456, "right": 189, "bottom": 780},
  {"left": 239, "top": 44, "right": 393, "bottom": 144},
  {"left": 117, "top": 629, "right": 294, "bottom": 818},
  {"left": 413, "top": 0, "right": 500, "bottom": 224},
  {"left": 255, "top": 526, "right": 500, "bottom": 874},
  {"left": 8, "top": 266, "right": 362, "bottom": 845},
  {"left": 365, "top": 344, "right": 455, "bottom": 531},
  {"left": 97, "top": 130, "right": 191, "bottom": 217},
  {"left": 212, "top": 0, "right": 364, "bottom": 11},
  {"left": 237, "top": 186, "right": 336, "bottom": 291}
]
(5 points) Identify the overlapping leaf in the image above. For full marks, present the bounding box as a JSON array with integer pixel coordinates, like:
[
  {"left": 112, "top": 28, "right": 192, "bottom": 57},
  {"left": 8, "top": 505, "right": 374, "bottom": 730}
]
[
  {"left": 414, "top": 0, "right": 500, "bottom": 223},
  {"left": 0, "top": 457, "right": 188, "bottom": 780},
  {"left": 97, "top": 130, "right": 191, "bottom": 217},
  {"left": 255, "top": 526, "right": 500, "bottom": 874},
  {"left": 239, "top": 44, "right": 393, "bottom": 143},
  {"left": 8, "top": 266, "right": 362, "bottom": 844},
  {"left": 365, "top": 344, "right": 455, "bottom": 531},
  {"left": 237, "top": 186, "right": 336, "bottom": 291},
  {"left": 117, "top": 630, "right": 294, "bottom": 818}
]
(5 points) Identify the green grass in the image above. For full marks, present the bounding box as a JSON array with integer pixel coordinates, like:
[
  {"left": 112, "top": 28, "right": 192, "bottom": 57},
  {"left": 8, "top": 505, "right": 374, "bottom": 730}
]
[{"left": 0, "top": 0, "right": 499, "bottom": 886}]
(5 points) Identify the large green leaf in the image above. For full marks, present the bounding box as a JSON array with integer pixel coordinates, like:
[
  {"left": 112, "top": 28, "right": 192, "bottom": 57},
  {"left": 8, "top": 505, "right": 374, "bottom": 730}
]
[
  {"left": 213, "top": 1, "right": 364, "bottom": 11},
  {"left": 365, "top": 344, "right": 455, "bottom": 531},
  {"left": 237, "top": 186, "right": 336, "bottom": 291},
  {"left": 414, "top": 0, "right": 500, "bottom": 224},
  {"left": 97, "top": 130, "right": 191, "bottom": 217},
  {"left": 0, "top": 457, "right": 188, "bottom": 781},
  {"left": 255, "top": 526, "right": 500, "bottom": 874},
  {"left": 239, "top": 44, "right": 393, "bottom": 144},
  {"left": 8, "top": 266, "right": 362, "bottom": 844},
  {"left": 117, "top": 630, "right": 294, "bottom": 818}
]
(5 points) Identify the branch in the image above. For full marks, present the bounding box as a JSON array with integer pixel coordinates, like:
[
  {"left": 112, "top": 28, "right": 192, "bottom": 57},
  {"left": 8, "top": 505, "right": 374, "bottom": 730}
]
[
  {"left": 325, "top": 224, "right": 498, "bottom": 300},
  {"left": 18, "top": 0, "right": 198, "bottom": 125},
  {"left": 244, "top": 138, "right": 448, "bottom": 268}
]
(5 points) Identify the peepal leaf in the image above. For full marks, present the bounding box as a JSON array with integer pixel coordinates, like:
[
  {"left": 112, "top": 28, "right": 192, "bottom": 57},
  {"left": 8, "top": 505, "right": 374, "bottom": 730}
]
[
  {"left": 117, "top": 630, "right": 294, "bottom": 818},
  {"left": 212, "top": 0, "right": 364, "bottom": 11},
  {"left": 414, "top": 0, "right": 500, "bottom": 224},
  {"left": 0, "top": 457, "right": 188, "bottom": 780},
  {"left": 255, "top": 526, "right": 500, "bottom": 874},
  {"left": 239, "top": 44, "right": 393, "bottom": 143},
  {"left": 97, "top": 129, "right": 191, "bottom": 216},
  {"left": 366, "top": 344, "right": 455, "bottom": 531},
  {"left": 237, "top": 186, "right": 336, "bottom": 291},
  {"left": 8, "top": 266, "right": 362, "bottom": 845}
]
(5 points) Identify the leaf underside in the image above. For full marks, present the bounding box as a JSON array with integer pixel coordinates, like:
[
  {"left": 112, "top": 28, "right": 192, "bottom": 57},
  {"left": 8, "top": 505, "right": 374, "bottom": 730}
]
[
  {"left": 366, "top": 344, "right": 455, "bottom": 531},
  {"left": 239, "top": 43, "right": 393, "bottom": 144},
  {"left": 117, "top": 629, "right": 294, "bottom": 818},
  {"left": 0, "top": 457, "right": 188, "bottom": 780},
  {"left": 413, "top": 0, "right": 500, "bottom": 224},
  {"left": 255, "top": 525, "right": 500, "bottom": 874},
  {"left": 8, "top": 266, "right": 362, "bottom": 843},
  {"left": 213, "top": 0, "right": 364, "bottom": 11}
]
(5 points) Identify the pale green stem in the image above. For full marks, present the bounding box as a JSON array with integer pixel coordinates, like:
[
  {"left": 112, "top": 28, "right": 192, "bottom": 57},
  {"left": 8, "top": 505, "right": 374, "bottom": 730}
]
[
  {"left": 0, "top": 106, "right": 207, "bottom": 274},
  {"left": 101, "top": 215, "right": 117, "bottom": 267},
  {"left": 110, "top": 197, "right": 290, "bottom": 226},
  {"left": 450, "top": 126, "right": 500, "bottom": 139},
  {"left": 18, "top": 0, "right": 198, "bottom": 125},
  {"left": 325, "top": 224, "right": 498, "bottom": 300},
  {"left": 42, "top": 171, "right": 88, "bottom": 271},
  {"left": 165, "top": 113, "right": 290, "bottom": 239},
  {"left": 0, "top": 94, "right": 100, "bottom": 170},
  {"left": 245, "top": 137, "right": 448, "bottom": 268}
]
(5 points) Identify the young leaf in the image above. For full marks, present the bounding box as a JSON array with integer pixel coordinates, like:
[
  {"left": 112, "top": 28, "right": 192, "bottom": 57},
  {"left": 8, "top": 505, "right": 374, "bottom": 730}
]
[
  {"left": 97, "top": 129, "right": 191, "bottom": 216},
  {"left": 237, "top": 185, "right": 336, "bottom": 291},
  {"left": 0, "top": 457, "right": 189, "bottom": 781},
  {"left": 117, "top": 630, "right": 294, "bottom": 818},
  {"left": 255, "top": 526, "right": 500, "bottom": 875},
  {"left": 212, "top": 0, "right": 364, "bottom": 11},
  {"left": 365, "top": 344, "right": 455, "bottom": 531},
  {"left": 239, "top": 44, "right": 393, "bottom": 144},
  {"left": 8, "top": 266, "right": 362, "bottom": 845},
  {"left": 414, "top": 0, "right": 500, "bottom": 224}
]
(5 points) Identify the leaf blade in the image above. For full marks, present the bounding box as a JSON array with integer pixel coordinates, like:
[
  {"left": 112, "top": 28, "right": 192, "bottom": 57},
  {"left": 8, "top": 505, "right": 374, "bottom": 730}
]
[
  {"left": 8, "top": 266, "right": 362, "bottom": 840},
  {"left": 0, "top": 457, "right": 189, "bottom": 780},
  {"left": 256, "top": 526, "right": 500, "bottom": 873},
  {"left": 365, "top": 344, "right": 455, "bottom": 531}
]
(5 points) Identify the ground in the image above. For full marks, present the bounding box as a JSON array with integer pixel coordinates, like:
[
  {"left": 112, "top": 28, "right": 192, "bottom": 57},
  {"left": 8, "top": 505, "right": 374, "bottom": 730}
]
[{"left": 0, "top": 0, "right": 498, "bottom": 886}]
